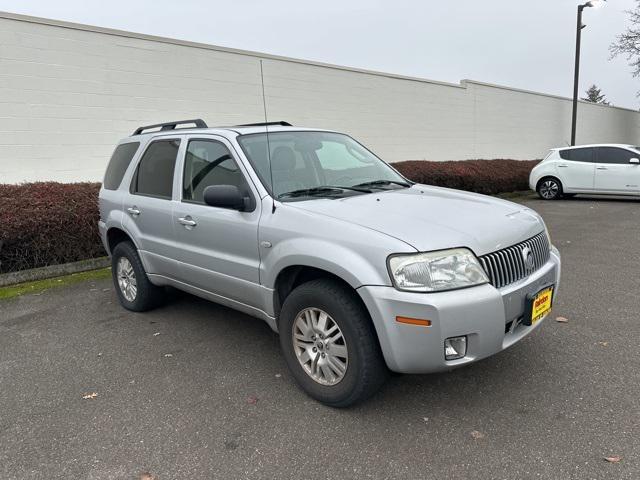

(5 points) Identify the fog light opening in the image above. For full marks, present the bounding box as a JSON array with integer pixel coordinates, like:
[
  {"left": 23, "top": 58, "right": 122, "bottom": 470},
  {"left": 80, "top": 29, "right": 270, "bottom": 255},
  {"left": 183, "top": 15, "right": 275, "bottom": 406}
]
[{"left": 444, "top": 336, "right": 467, "bottom": 360}]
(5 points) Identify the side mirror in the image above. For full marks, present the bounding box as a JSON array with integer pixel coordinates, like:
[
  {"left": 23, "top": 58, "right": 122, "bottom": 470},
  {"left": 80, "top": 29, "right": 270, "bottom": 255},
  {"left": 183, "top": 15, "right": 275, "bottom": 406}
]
[
  {"left": 203, "top": 185, "right": 253, "bottom": 211},
  {"left": 630, "top": 158, "right": 640, "bottom": 165}
]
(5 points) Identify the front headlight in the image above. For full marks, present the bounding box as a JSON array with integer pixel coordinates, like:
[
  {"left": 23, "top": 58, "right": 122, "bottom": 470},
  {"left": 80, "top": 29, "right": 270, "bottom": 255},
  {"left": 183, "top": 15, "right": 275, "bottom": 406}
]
[{"left": 388, "top": 248, "right": 489, "bottom": 293}]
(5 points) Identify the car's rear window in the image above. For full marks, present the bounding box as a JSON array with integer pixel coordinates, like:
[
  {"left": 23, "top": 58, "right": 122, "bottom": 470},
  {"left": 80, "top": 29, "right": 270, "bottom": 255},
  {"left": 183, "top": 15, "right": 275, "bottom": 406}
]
[{"left": 103, "top": 142, "right": 140, "bottom": 190}]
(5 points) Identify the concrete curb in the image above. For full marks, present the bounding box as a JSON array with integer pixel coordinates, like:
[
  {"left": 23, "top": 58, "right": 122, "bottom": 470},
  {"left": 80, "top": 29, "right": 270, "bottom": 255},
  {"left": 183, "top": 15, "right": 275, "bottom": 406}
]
[{"left": 0, "top": 257, "right": 110, "bottom": 287}]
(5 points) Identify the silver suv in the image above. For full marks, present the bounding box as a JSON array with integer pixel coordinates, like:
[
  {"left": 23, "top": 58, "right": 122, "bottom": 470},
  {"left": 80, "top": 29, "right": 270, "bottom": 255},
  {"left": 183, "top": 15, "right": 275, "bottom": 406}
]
[{"left": 99, "top": 119, "right": 561, "bottom": 407}]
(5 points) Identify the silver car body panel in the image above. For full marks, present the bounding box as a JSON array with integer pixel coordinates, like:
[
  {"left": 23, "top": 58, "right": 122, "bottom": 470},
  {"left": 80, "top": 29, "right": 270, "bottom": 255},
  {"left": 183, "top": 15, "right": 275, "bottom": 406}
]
[{"left": 99, "top": 125, "right": 561, "bottom": 373}]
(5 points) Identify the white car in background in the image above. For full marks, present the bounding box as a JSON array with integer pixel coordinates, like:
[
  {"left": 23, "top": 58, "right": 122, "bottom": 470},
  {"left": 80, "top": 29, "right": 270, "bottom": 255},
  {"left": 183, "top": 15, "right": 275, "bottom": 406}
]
[{"left": 530, "top": 144, "right": 640, "bottom": 200}]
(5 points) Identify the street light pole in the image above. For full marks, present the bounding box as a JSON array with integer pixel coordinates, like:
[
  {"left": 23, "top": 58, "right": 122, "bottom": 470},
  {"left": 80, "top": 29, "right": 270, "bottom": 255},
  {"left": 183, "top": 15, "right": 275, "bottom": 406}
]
[
  {"left": 571, "top": 5, "right": 585, "bottom": 146},
  {"left": 571, "top": 0, "right": 605, "bottom": 146}
]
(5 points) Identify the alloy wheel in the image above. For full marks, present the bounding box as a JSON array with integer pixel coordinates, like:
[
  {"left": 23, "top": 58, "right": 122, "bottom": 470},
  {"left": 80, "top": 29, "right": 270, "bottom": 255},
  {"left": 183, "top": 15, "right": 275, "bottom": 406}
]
[
  {"left": 117, "top": 257, "right": 137, "bottom": 302},
  {"left": 292, "top": 307, "right": 349, "bottom": 386},
  {"left": 540, "top": 180, "right": 559, "bottom": 199}
]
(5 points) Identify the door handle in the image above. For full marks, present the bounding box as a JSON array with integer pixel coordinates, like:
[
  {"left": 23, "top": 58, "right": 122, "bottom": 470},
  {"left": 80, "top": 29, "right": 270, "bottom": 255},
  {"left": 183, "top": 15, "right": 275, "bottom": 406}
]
[
  {"left": 127, "top": 207, "right": 140, "bottom": 216},
  {"left": 596, "top": 166, "right": 608, "bottom": 170},
  {"left": 178, "top": 216, "right": 197, "bottom": 227},
  {"left": 558, "top": 164, "right": 569, "bottom": 168}
]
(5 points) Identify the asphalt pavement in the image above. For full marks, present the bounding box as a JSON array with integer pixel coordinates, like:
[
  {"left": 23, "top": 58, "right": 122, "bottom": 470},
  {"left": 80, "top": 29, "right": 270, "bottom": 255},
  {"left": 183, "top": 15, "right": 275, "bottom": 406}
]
[{"left": 1, "top": 194, "right": 639, "bottom": 480}]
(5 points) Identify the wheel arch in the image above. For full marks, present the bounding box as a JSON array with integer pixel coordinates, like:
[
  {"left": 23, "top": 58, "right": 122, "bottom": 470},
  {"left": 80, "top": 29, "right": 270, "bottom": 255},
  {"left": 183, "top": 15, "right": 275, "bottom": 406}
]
[
  {"left": 106, "top": 227, "right": 138, "bottom": 255},
  {"left": 273, "top": 265, "right": 386, "bottom": 354},
  {"left": 273, "top": 265, "right": 356, "bottom": 319}
]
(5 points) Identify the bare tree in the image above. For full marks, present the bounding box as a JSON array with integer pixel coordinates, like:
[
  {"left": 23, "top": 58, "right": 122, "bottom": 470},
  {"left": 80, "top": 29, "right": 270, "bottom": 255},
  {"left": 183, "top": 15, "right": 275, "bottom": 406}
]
[
  {"left": 582, "top": 84, "right": 610, "bottom": 105},
  {"left": 611, "top": 1, "right": 640, "bottom": 79}
]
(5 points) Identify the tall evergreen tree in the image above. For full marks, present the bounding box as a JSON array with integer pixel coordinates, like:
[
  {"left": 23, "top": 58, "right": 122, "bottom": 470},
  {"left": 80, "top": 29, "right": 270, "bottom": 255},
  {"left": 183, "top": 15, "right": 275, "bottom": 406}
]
[{"left": 582, "top": 85, "right": 610, "bottom": 105}]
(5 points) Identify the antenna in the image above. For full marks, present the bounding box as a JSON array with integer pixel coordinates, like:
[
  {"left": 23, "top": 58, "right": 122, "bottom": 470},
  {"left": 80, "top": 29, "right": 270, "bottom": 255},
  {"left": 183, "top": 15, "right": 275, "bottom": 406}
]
[{"left": 259, "top": 60, "right": 276, "bottom": 213}]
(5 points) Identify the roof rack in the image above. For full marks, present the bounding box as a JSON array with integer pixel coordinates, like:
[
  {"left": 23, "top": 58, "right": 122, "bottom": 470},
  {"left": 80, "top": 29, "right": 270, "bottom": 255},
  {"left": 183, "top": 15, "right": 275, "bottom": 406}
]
[
  {"left": 132, "top": 119, "right": 208, "bottom": 136},
  {"left": 234, "top": 121, "right": 292, "bottom": 127}
]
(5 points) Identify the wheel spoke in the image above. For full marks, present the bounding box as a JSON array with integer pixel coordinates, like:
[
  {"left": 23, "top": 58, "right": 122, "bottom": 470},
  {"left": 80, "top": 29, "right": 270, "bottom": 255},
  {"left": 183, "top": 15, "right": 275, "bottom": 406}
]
[
  {"left": 327, "top": 356, "right": 346, "bottom": 375},
  {"left": 329, "top": 344, "right": 348, "bottom": 359},
  {"left": 319, "top": 363, "right": 334, "bottom": 382},
  {"left": 316, "top": 312, "right": 328, "bottom": 333},
  {"left": 298, "top": 348, "right": 312, "bottom": 364}
]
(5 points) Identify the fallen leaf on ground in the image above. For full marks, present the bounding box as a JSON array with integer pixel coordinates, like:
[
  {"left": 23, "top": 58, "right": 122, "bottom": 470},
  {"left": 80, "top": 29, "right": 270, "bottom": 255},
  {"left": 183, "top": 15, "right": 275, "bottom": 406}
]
[
  {"left": 247, "top": 395, "right": 259, "bottom": 404},
  {"left": 140, "top": 472, "right": 158, "bottom": 480},
  {"left": 555, "top": 316, "right": 569, "bottom": 323},
  {"left": 604, "top": 455, "right": 622, "bottom": 463},
  {"left": 82, "top": 392, "right": 98, "bottom": 400},
  {"left": 153, "top": 332, "right": 161, "bottom": 336},
  {"left": 275, "top": 373, "right": 282, "bottom": 378},
  {"left": 598, "top": 341, "right": 609, "bottom": 347},
  {"left": 470, "top": 430, "right": 485, "bottom": 439},
  {"left": 163, "top": 353, "right": 173, "bottom": 358}
]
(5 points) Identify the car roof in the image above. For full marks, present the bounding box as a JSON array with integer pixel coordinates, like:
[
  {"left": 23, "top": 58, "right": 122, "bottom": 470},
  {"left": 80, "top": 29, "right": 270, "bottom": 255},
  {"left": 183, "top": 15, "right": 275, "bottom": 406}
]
[
  {"left": 124, "top": 125, "right": 334, "bottom": 142},
  {"left": 553, "top": 144, "right": 637, "bottom": 151}
]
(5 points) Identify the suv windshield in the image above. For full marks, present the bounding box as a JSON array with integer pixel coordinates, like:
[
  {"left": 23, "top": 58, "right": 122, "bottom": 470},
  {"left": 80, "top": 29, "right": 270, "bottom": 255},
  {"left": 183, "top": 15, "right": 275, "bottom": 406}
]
[{"left": 237, "top": 131, "right": 409, "bottom": 200}]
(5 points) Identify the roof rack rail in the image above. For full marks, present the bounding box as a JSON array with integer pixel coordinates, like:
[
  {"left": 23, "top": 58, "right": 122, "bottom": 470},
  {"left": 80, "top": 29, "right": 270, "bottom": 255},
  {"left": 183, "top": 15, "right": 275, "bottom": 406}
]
[
  {"left": 234, "top": 121, "right": 292, "bottom": 127},
  {"left": 132, "top": 119, "right": 208, "bottom": 135}
]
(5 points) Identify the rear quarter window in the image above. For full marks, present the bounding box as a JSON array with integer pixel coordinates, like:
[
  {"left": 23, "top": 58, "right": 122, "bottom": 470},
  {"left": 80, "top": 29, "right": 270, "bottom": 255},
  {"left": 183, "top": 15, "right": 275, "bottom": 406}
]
[
  {"left": 559, "top": 148, "right": 593, "bottom": 163},
  {"left": 103, "top": 142, "right": 140, "bottom": 190}
]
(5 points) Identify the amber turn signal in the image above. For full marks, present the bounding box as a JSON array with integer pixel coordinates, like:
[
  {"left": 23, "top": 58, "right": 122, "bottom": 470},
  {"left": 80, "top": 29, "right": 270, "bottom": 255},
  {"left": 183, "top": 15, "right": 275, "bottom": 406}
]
[{"left": 395, "top": 316, "right": 432, "bottom": 327}]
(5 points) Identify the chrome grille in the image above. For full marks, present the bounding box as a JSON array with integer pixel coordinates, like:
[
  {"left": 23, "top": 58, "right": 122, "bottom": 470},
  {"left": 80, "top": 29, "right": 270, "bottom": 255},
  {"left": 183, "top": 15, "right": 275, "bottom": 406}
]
[{"left": 479, "top": 232, "right": 550, "bottom": 289}]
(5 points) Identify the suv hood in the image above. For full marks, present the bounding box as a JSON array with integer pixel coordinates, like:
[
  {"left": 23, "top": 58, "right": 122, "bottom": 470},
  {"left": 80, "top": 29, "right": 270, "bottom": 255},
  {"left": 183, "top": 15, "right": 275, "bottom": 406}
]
[{"left": 290, "top": 185, "right": 545, "bottom": 256}]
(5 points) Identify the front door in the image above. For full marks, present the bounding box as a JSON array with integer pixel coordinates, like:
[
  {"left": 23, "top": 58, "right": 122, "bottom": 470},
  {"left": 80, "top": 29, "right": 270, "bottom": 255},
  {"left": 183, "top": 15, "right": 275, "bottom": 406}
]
[
  {"left": 594, "top": 147, "right": 640, "bottom": 193},
  {"left": 172, "top": 135, "right": 262, "bottom": 307},
  {"left": 122, "top": 137, "right": 183, "bottom": 276}
]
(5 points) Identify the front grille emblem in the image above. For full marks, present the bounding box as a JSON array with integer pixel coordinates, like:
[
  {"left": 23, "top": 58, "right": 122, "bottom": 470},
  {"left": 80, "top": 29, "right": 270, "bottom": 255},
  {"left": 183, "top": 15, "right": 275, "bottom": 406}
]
[{"left": 522, "top": 247, "right": 534, "bottom": 271}]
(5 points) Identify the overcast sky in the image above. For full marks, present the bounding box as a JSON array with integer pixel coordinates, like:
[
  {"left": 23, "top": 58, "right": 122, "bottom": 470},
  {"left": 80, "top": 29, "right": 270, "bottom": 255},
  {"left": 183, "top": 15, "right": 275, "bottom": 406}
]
[{"left": 1, "top": 0, "right": 638, "bottom": 109}]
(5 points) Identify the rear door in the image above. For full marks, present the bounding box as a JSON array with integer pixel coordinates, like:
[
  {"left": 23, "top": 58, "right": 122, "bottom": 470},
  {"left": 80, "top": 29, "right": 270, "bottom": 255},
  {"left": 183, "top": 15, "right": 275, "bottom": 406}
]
[
  {"left": 557, "top": 147, "right": 595, "bottom": 191},
  {"left": 172, "top": 135, "right": 263, "bottom": 307},
  {"left": 122, "top": 137, "right": 183, "bottom": 276},
  {"left": 594, "top": 147, "right": 640, "bottom": 193}
]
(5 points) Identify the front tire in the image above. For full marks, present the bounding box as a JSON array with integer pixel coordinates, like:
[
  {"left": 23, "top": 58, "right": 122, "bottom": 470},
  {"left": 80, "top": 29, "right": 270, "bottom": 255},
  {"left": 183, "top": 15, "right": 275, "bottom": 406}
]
[
  {"left": 537, "top": 177, "right": 563, "bottom": 200},
  {"left": 279, "top": 278, "right": 388, "bottom": 407},
  {"left": 111, "top": 241, "right": 163, "bottom": 312}
]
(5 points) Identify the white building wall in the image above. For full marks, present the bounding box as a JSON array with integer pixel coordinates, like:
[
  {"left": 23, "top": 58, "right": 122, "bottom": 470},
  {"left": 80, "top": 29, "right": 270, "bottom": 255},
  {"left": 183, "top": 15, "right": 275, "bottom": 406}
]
[{"left": 0, "top": 12, "right": 638, "bottom": 183}]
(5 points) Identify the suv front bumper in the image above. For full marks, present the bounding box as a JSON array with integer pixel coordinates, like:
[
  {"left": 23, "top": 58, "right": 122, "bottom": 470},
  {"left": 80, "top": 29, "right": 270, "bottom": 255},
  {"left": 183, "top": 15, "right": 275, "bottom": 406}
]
[{"left": 358, "top": 247, "right": 561, "bottom": 374}]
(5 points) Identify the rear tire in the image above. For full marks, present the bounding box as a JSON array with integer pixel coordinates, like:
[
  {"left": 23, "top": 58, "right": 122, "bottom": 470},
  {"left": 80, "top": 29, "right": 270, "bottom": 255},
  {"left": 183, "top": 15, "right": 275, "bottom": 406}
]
[
  {"left": 111, "top": 241, "right": 163, "bottom": 312},
  {"left": 279, "top": 278, "right": 388, "bottom": 407},
  {"left": 537, "top": 177, "right": 563, "bottom": 200}
]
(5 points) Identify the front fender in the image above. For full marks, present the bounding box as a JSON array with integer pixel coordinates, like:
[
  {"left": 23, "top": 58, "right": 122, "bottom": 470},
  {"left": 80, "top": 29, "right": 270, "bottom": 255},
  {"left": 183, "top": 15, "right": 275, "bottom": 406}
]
[{"left": 261, "top": 237, "right": 392, "bottom": 290}]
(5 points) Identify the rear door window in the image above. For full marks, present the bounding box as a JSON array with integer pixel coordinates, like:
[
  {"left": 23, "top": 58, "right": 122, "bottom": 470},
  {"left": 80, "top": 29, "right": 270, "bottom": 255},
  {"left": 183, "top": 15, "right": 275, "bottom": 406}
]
[
  {"left": 595, "top": 147, "right": 635, "bottom": 165},
  {"left": 132, "top": 139, "right": 180, "bottom": 199},
  {"left": 559, "top": 148, "right": 593, "bottom": 163},
  {"left": 103, "top": 142, "right": 140, "bottom": 190}
]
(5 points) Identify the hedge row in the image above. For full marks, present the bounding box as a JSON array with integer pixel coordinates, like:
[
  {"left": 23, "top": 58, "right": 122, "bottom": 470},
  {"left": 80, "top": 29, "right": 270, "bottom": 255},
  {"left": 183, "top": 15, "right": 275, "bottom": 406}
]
[
  {"left": 0, "top": 182, "right": 103, "bottom": 274},
  {"left": 0, "top": 159, "right": 538, "bottom": 273},
  {"left": 394, "top": 159, "right": 539, "bottom": 195}
]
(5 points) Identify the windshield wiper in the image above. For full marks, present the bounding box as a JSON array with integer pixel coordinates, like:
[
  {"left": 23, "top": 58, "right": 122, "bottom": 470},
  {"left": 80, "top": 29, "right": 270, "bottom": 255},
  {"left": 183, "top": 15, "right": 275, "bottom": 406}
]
[
  {"left": 353, "top": 180, "right": 411, "bottom": 188},
  {"left": 277, "top": 185, "right": 372, "bottom": 199}
]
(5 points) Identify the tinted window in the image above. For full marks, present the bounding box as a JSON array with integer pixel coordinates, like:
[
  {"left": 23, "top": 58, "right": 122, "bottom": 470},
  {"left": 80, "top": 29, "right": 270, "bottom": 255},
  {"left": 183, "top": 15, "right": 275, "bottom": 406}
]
[
  {"left": 183, "top": 140, "right": 244, "bottom": 203},
  {"left": 596, "top": 147, "right": 634, "bottom": 165},
  {"left": 104, "top": 142, "right": 140, "bottom": 190},
  {"left": 133, "top": 139, "right": 180, "bottom": 199},
  {"left": 559, "top": 148, "right": 593, "bottom": 163}
]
